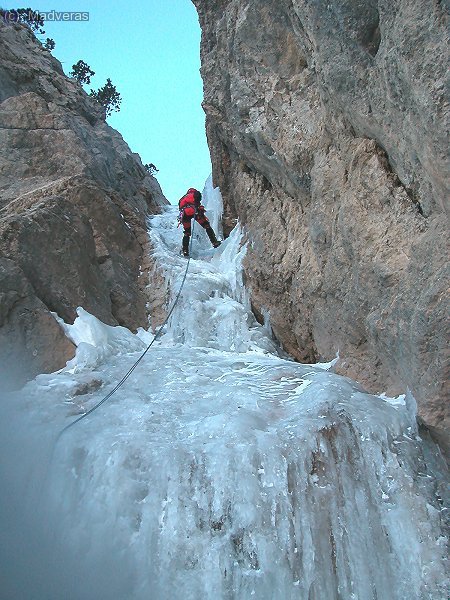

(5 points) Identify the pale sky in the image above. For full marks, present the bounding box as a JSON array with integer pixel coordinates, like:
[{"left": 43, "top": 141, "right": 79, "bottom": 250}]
[{"left": 35, "top": 0, "right": 212, "bottom": 204}]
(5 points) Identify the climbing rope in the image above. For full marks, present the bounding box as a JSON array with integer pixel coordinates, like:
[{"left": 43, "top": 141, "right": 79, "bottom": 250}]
[{"left": 57, "top": 218, "right": 196, "bottom": 438}]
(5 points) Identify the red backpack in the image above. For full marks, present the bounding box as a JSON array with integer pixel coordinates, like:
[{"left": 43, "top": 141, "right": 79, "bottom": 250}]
[{"left": 179, "top": 188, "right": 201, "bottom": 217}]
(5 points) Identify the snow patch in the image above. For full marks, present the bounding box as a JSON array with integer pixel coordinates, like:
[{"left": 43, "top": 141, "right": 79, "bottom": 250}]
[{"left": 55, "top": 307, "right": 145, "bottom": 372}]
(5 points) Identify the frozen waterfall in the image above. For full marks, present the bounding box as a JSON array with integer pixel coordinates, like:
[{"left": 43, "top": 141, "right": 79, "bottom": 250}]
[{"left": 0, "top": 178, "right": 447, "bottom": 600}]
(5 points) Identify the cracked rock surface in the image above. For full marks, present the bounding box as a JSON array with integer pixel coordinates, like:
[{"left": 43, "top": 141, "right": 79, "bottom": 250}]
[
  {"left": 0, "top": 22, "right": 168, "bottom": 388},
  {"left": 193, "top": 0, "right": 449, "bottom": 453}
]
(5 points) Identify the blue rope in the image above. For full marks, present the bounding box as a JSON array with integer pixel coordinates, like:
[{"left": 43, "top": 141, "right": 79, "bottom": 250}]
[{"left": 57, "top": 218, "right": 196, "bottom": 438}]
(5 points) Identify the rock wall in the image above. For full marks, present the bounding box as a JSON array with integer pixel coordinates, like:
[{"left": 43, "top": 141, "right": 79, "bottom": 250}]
[
  {"left": 193, "top": 0, "right": 449, "bottom": 451},
  {"left": 0, "top": 21, "right": 167, "bottom": 389}
]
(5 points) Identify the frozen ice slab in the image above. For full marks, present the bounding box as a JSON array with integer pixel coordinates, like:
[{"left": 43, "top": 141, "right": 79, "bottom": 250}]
[{"left": 0, "top": 181, "right": 447, "bottom": 600}]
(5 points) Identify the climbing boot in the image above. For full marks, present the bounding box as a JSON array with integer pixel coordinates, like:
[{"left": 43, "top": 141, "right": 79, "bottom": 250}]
[
  {"left": 182, "top": 234, "right": 190, "bottom": 257},
  {"left": 206, "top": 226, "right": 221, "bottom": 248}
]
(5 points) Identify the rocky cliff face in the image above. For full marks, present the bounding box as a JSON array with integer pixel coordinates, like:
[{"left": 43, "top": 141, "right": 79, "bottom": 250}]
[
  {"left": 193, "top": 0, "right": 449, "bottom": 451},
  {"left": 0, "top": 21, "right": 167, "bottom": 389}
]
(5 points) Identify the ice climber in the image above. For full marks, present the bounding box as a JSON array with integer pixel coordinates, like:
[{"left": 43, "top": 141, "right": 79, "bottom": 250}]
[{"left": 178, "top": 187, "right": 221, "bottom": 257}]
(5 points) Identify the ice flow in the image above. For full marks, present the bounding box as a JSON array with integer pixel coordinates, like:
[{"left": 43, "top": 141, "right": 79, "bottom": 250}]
[{"left": 0, "top": 178, "right": 447, "bottom": 600}]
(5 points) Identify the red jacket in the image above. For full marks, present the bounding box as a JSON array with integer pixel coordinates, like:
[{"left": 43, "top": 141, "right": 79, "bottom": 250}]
[{"left": 179, "top": 188, "right": 202, "bottom": 211}]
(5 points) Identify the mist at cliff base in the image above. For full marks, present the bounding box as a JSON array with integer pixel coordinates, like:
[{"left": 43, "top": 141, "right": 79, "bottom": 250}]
[{"left": 0, "top": 177, "right": 447, "bottom": 600}]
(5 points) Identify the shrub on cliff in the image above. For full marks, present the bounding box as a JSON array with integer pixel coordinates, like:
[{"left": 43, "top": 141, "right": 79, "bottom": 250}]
[
  {"left": 43, "top": 37, "right": 55, "bottom": 51},
  {"left": 70, "top": 60, "right": 121, "bottom": 118},
  {"left": 144, "top": 163, "right": 159, "bottom": 176},
  {"left": 89, "top": 78, "right": 122, "bottom": 117},
  {"left": 0, "top": 7, "right": 45, "bottom": 33},
  {"left": 2, "top": 9, "right": 122, "bottom": 119},
  {"left": 1, "top": 7, "right": 54, "bottom": 50},
  {"left": 70, "top": 60, "right": 95, "bottom": 85}
]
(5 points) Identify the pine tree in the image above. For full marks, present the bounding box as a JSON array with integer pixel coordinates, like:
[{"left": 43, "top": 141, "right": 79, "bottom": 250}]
[
  {"left": 144, "top": 163, "right": 159, "bottom": 176},
  {"left": 89, "top": 78, "right": 122, "bottom": 117},
  {"left": 70, "top": 60, "right": 95, "bottom": 86},
  {"left": 44, "top": 38, "right": 55, "bottom": 51}
]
